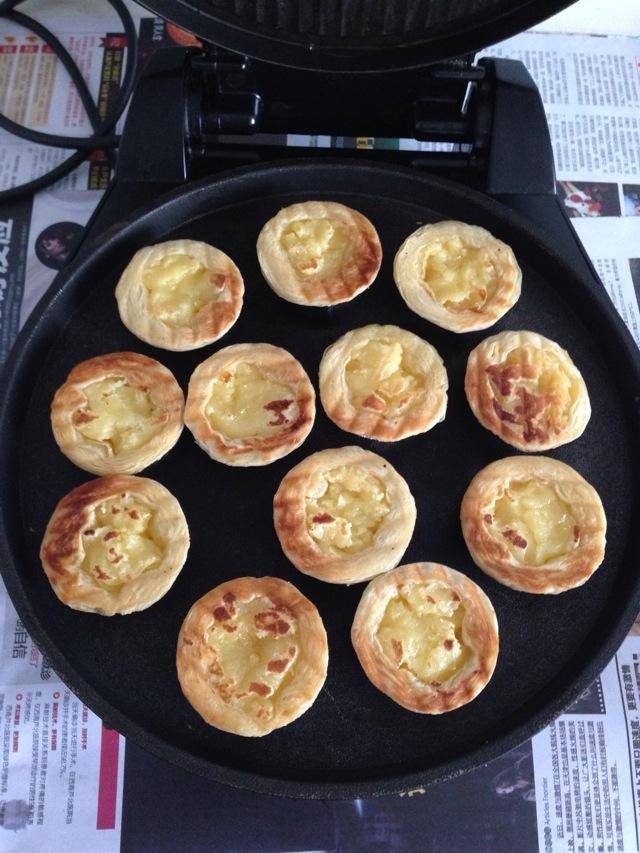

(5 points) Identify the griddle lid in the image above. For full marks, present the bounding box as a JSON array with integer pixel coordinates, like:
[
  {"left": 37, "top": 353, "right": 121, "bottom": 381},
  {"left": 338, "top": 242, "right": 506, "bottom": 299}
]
[{"left": 140, "top": 0, "right": 575, "bottom": 72}]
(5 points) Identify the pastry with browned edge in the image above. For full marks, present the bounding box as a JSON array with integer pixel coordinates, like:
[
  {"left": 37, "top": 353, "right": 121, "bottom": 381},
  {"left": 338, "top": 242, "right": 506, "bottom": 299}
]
[
  {"left": 394, "top": 221, "right": 521, "bottom": 333},
  {"left": 51, "top": 352, "right": 184, "bottom": 475},
  {"left": 40, "top": 475, "right": 189, "bottom": 615},
  {"left": 465, "top": 330, "right": 590, "bottom": 451},
  {"left": 461, "top": 456, "right": 606, "bottom": 593},
  {"left": 184, "top": 343, "right": 315, "bottom": 466},
  {"left": 319, "top": 324, "right": 447, "bottom": 441},
  {"left": 274, "top": 446, "right": 416, "bottom": 584},
  {"left": 115, "top": 239, "right": 243, "bottom": 351},
  {"left": 257, "top": 201, "right": 382, "bottom": 306},
  {"left": 177, "top": 577, "right": 328, "bottom": 736},
  {"left": 352, "top": 562, "right": 498, "bottom": 713}
]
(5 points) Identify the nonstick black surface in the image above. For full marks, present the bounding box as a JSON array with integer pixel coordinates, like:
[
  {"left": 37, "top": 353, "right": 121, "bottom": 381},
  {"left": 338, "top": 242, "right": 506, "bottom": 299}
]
[
  {"left": 1, "top": 161, "right": 640, "bottom": 799},
  {"left": 141, "top": 0, "right": 574, "bottom": 71}
]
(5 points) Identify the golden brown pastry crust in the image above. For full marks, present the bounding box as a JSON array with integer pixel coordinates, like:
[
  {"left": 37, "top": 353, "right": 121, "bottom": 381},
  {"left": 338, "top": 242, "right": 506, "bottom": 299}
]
[
  {"left": 184, "top": 342, "right": 316, "bottom": 466},
  {"left": 465, "top": 330, "right": 591, "bottom": 451},
  {"left": 51, "top": 352, "right": 184, "bottom": 475},
  {"left": 176, "top": 576, "right": 328, "bottom": 736},
  {"left": 115, "top": 239, "right": 244, "bottom": 351},
  {"left": 273, "top": 446, "right": 416, "bottom": 585},
  {"left": 256, "top": 201, "right": 382, "bottom": 306},
  {"left": 318, "top": 324, "right": 448, "bottom": 441},
  {"left": 40, "top": 475, "right": 189, "bottom": 616},
  {"left": 461, "top": 456, "right": 606, "bottom": 594},
  {"left": 393, "top": 221, "right": 521, "bottom": 333},
  {"left": 351, "top": 562, "right": 499, "bottom": 714}
]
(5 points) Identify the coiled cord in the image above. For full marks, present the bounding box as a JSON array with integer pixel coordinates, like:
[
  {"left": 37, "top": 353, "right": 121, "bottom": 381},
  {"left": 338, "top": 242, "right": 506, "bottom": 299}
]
[{"left": 0, "top": 0, "right": 139, "bottom": 201}]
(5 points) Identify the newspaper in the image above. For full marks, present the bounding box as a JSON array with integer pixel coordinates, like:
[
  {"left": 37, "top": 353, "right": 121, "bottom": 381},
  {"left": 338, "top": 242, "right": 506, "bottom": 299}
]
[{"left": 0, "top": 6, "right": 639, "bottom": 851}]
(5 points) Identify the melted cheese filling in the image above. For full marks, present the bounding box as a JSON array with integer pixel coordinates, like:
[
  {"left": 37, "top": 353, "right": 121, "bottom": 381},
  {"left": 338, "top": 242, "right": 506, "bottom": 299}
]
[
  {"left": 205, "top": 362, "right": 298, "bottom": 440},
  {"left": 376, "top": 583, "right": 470, "bottom": 684},
  {"left": 306, "top": 464, "right": 390, "bottom": 554},
  {"left": 488, "top": 346, "right": 580, "bottom": 441},
  {"left": 207, "top": 596, "right": 299, "bottom": 721},
  {"left": 281, "top": 218, "right": 351, "bottom": 277},
  {"left": 345, "top": 339, "right": 424, "bottom": 415},
  {"left": 143, "top": 253, "right": 220, "bottom": 327},
  {"left": 491, "top": 479, "right": 578, "bottom": 566},
  {"left": 422, "top": 237, "right": 497, "bottom": 311},
  {"left": 81, "top": 496, "right": 163, "bottom": 588},
  {"left": 75, "top": 377, "right": 163, "bottom": 453}
]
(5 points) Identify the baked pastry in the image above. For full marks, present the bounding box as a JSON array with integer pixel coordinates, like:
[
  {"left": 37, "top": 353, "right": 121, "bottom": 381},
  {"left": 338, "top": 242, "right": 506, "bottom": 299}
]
[
  {"left": 184, "top": 343, "right": 315, "bottom": 466},
  {"left": 351, "top": 562, "right": 498, "bottom": 714},
  {"left": 318, "top": 324, "right": 448, "bottom": 441},
  {"left": 51, "top": 352, "right": 184, "bottom": 475},
  {"left": 256, "top": 201, "right": 382, "bottom": 306},
  {"left": 115, "top": 239, "right": 243, "bottom": 351},
  {"left": 465, "top": 330, "right": 591, "bottom": 451},
  {"left": 274, "top": 446, "right": 416, "bottom": 584},
  {"left": 176, "top": 576, "right": 328, "bottom": 736},
  {"left": 394, "top": 221, "right": 521, "bottom": 333},
  {"left": 461, "top": 456, "right": 606, "bottom": 594},
  {"left": 40, "top": 475, "right": 189, "bottom": 615}
]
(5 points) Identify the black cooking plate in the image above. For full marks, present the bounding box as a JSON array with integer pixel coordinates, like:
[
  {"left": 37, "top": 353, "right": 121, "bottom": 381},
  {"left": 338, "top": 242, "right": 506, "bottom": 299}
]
[
  {"left": 141, "top": 0, "right": 575, "bottom": 71},
  {"left": 1, "top": 161, "right": 640, "bottom": 799}
]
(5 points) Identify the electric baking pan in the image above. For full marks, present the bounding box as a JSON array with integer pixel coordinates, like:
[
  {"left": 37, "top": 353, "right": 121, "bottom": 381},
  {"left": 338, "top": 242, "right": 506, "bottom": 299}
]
[
  {"left": 140, "top": 0, "right": 575, "bottom": 71},
  {"left": 1, "top": 160, "right": 639, "bottom": 798}
]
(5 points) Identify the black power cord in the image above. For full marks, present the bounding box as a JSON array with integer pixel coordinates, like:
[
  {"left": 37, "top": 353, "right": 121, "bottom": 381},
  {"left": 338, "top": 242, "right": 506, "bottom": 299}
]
[{"left": 0, "top": 0, "right": 139, "bottom": 201}]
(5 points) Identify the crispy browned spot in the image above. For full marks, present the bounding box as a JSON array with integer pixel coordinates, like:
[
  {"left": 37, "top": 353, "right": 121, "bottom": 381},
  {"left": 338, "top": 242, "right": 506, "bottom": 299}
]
[
  {"left": 213, "top": 606, "right": 231, "bottom": 622},
  {"left": 129, "top": 509, "right": 140, "bottom": 520},
  {"left": 444, "top": 639, "right": 454, "bottom": 650},
  {"left": 183, "top": 637, "right": 193, "bottom": 645},
  {"left": 211, "top": 273, "right": 227, "bottom": 287},
  {"left": 249, "top": 682, "right": 271, "bottom": 697},
  {"left": 254, "top": 610, "right": 291, "bottom": 635},
  {"left": 75, "top": 410, "right": 97, "bottom": 424},
  {"left": 264, "top": 399, "right": 293, "bottom": 426},
  {"left": 484, "top": 514, "right": 492, "bottom": 525},
  {"left": 362, "top": 393, "right": 386, "bottom": 412},
  {"left": 267, "top": 658, "right": 289, "bottom": 673},
  {"left": 573, "top": 525, "right": 580, "bottom": 542},
  {"left": 391, "top": 638, "right": 403, "bottom": 664},
  {"left": 312, "top": 513, "right": 334, "bottom": 524},
  {"left": 486, "top": 364, "right": 520, "bottom": 397},
  {"left": 84, "top": 529, "right": 95, "bottom": 536},
  {"left": 103, "top": 530, "right": 118, "bottom": 541},
  {"left": 426, "top": 595, "right": 435, "bottom": 604},
  {"left": 451, "top": 592, "right": 461, "bottom": 602},
  {"left": 492, "top": 399, "right": 518, "bottom": 424},
  {"left": 503, "top": 528, "right": 527, "bottom": 549},
  {"left": 94, "top": 567, "right": 111, "bottom": 581}
]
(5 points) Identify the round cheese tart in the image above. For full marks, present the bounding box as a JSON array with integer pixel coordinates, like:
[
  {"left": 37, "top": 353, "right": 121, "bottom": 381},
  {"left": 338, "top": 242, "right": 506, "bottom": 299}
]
[
  {"left": 40, "top": 475, "right": 189, "bottom": 616},
  {"left": 465, "top": 330, "right": 591, "bottom": 451},
  {"left": 184, "top": 343, "right": 315, "bottom": 466},
  {"left": 274, "top": 446, "right": 416, "bottom": 585},
  {"left": 352, "top": 562, "right": 499, "bottom": 714},
  {"left": 319, "top": 324, "right": 448, "bottom": 441},
  {"left": 461, "top": 456, "right": 606, "bottom": 594},
  {"left": 256, "top": 201, "right": 382, "bottom": 307},
  {"left": 177, "top": 576, "right": 328, "bottom": 736},
  {"left": 394, "top": 221, "right": 521, "bottom": 333},
  {"left": 51, "top": 352, "right": 184, "bottom": 475},
  {"left": 115, "top": 239, "right": 243, "bottom": 351}
]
